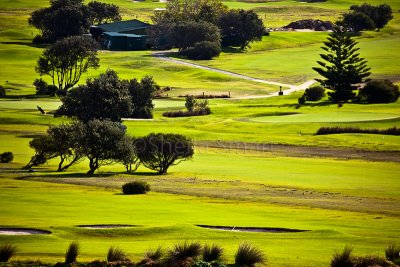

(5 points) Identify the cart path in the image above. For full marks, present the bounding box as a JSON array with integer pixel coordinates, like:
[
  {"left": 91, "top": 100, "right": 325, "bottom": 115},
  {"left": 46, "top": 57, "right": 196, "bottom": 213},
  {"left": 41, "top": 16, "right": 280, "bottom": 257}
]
[{"left": 153, "top": 51, "right": 316, "bottom": 98}]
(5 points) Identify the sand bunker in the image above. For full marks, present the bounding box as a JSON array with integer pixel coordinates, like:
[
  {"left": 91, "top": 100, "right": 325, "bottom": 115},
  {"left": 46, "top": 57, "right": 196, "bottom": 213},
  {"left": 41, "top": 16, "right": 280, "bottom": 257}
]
[
  {"left": 77, "top": 224, "right": 135, "bottom": 229},
  {"left": 196, "top": 225, "right": 308, "bottom": 233},
  {"left": 0, "top": 228, "right": 51, "bottom": 235}
]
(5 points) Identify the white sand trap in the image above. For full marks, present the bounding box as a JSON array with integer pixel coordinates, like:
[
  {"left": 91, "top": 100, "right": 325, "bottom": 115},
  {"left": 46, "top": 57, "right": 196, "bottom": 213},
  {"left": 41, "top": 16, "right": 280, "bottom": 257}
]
[
  {"left": 196, "top": 225, "right": 308, "bottom": 233},
  {"left": 77, "top": 224, "right": 135, "bottom": 229},
  {"left": 0, "top": 228, "right": 51, "bottom": 235}
]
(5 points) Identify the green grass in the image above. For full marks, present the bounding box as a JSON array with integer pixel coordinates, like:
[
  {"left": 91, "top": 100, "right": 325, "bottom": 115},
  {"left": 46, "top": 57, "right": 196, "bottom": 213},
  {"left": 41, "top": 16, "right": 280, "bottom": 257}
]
[{"left": 1, "top": 0, "right": 400, "bottom": 266}]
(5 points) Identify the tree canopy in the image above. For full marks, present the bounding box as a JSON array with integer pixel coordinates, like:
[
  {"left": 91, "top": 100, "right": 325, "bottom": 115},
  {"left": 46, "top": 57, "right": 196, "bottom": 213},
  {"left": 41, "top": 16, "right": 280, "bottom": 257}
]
[
  {"left": 218, "top": 9, "right": 265, "bottom": 50},
  {"left": 28, "top": 0, "right": 121, "bottom": 43},
  {"left": 56, "top": 70, "right": 132, "bottom": 122},
  {"left": 313, "top": 27, "right": 371, "bottom": 102},
  {"left": 136, "top": 133, "right": 194, "bottom": 174},
  {"left": 36, "top": 36, "right": 99, "bottom": 92}
]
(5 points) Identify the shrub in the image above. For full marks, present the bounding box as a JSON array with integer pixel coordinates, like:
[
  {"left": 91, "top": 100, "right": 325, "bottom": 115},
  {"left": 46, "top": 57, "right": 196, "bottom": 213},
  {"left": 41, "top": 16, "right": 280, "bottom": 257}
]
[
  {"left": 385, "top": 243, "right": 400, "bottom": 261},
  {"left": 0, "top": 152, "right": 14, "bottom": 163},
  {"left": 331, "top": 246, "right": 354, "bottom": 267},
  {"left": 107, "top": 246, "right": 128, "bottom": 262},
  {"left": 315, "top": 126, "right": 400, "bottom": 136},
  {"left": 304, "top": 86, "right": 325, "bottom": 101},
  {"left": 0, "top": 85, "right": 6, "bottom": 97},
  {"left": 203, "top": 244, "right": 223, "bottom": 263},
  {"left": 65, "top": 241, "right": 80, "bottom": 264},
  {"left": 182, "top": 41, "right": 221, "bottom": 60},
  {"left": 359, "top": 80, "right": 400, "bottom": 103},
  {"left": 298, "top": 94, "right": 306, "bottom": 105},
  {"left": 137, "top": 246, "right": 164, "bottom": 267},
  {"left": 166, "top": 241, "right": 202, "bottom": 267},
  {"left": 122, "top": 181, "right": 151, "bottom": 195},
  {"left": 0, "top": 243, "right": 17, "bottom": 262},
  {"left": 33, "top": 78, "right": 48, "bottom": 95},
  {"left": 234, "top": 243, "right": 265, "bottom": 267}
]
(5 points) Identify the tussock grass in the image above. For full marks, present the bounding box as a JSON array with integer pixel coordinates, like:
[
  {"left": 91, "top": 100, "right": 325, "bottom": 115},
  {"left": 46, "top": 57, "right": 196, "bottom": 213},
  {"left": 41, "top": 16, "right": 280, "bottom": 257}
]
[
  {"left": 106, "top": 246, "right": 128, "bottom": 263},
  {"left": 65, "top": 241, "right": 80, "bottom": 264},
  {"left": 202, "top": 244, "right": 224, "bottom": 263},
  {"left": 0, "top": 243, "right": 17, "bottom": 262},
  {"left": 331, "top": 245, "right": 353, "bottom": 267},
  {"left": 234, "top": 243, "right": 265, "bottom": 267}
]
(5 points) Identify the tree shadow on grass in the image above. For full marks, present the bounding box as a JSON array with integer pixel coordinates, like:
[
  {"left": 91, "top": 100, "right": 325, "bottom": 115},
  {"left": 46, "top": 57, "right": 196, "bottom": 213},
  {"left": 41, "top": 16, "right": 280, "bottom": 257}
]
[{"left": 0, "top": 41, "right": 47, "bottom": 49}]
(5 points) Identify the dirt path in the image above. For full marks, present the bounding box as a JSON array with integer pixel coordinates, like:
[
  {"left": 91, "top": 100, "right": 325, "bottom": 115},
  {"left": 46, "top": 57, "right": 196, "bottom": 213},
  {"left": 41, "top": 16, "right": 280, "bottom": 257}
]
[{"left": 153, "top": 51, "right": 316, "bottom": 98}]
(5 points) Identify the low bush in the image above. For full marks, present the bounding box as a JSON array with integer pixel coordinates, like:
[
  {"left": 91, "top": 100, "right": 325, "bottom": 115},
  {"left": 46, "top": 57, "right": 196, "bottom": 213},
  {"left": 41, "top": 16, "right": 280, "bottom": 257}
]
[
  {"left": 359, "top": 80, "right": 400, "bottom": 103},
  {"left": 304, "top": 85, "right": 325, "bottom": 101},
  {"left": 0, "top": 152, "right": 14, "bottom": 163},
  {"left": 106, "top": 246, "right": 129, "bottom": 263},
  {"left": 65, "top": 241, "right": 80, "bottom": 264},
  {"left": 0, "top": 85, "right": 5, "bottom": 97},
  {"left": 0, "top": 243, "right": 17, "bottom": 262},
  {"left": 316, "top": 126, "right": 400, "bottom": 136},
  {"left": 182, "top": 41, "right": 221, "bottom": 60},
  {"left": 385, "top": 243, "right": 400, "bottom": 261},
  {"left": 331, "top": 246, "right": 354, "bottom": 267},
  {"left": 166, "top": 241, "right": 202, "bottom": 267},
  {"left": 122, "top": 181, "right": 151, "bottom": 195},
  {"left": 234, "top": 243, "right": 265, "bottom": 267},
  {"left": 163, "top": 108, "right": 211, "bottom": 118},
  {"left": 203, "top": 244, "right": 223, "bottom": 263}
]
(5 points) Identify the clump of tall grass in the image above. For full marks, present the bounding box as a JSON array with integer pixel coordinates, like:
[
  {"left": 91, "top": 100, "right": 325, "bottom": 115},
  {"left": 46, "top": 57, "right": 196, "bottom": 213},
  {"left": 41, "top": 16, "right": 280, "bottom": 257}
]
[
  {"left": 385, "top": 243, "right": 400, "bottom": 262},
  {"left": 65, "top": 241, "right": 80, "bottom": 264},
  {"left": 0, "top": 243, "right": 17, "bottom": 262},
  {"left": 137, "top": 246, "right": 164, "bottom": 267},
  {"left": 166, "top": 241, "right": 202, "bottom": 267},
  {"left": 331, "top": 245, "right": 354, "bottom": 267},
  {"left": 107, "top": 246, "right": 128, "bottom": 262},
  {"left": 202, "top": 244, "right": 223, "bottom": 263},
  {"left": 234, "top": 243, "right": 265, "bottom": 267},
  {"left": 316, "top": 126, "right": 400, "bottom": 136}
]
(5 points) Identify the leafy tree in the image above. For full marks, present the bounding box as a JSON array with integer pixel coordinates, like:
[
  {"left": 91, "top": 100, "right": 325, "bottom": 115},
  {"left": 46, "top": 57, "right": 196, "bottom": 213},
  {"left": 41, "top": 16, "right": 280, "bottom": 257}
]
[
  {"left": 341, "top": 12, "right": 375, "bottom": 32},
  {"left": 56, "top": 70, "right": 132, "bottom": 122},
  {"left": 136, "top": 133, "right": 194, "bottom": 174},
  {"left": 218, "top": 9, "right": 265, "bottom": 50},
  {"left": 75, "top": 120, "right": 133, "bottom": 174},
  {"left": 128, "top": 75, "right": 159, "bottom": 119},
  {"left": 171, "top": 20, "right": 221, "bottom": 51},
  {"left": 359, "top": 80, "right": 400, "bottom": 103},
  {"left": 25, "top": 135, "right": 58, "bottom": 169},
  {"left": 152, "top": 0, "right": 228, "bottom": 25},
  {"left": 350, "top": 3, "right": 393, "bottom": 31},
  {"left": 313, "top": 27, "right": 371, "bottom": 102},
  {"left": 47, "top": 123, "right": 83, "bottom": 171},
  {"left": 28, "top": 0, "right": 122, "bottom": 43},
  {"left": 29, "top": 0, "right": 89, "bottom": 43},
  {"left": 36, "top": 36, "right": 99, "bottom": 92},
  {"left": 87, "top": 1, "right": 121, "bottom": 25}
]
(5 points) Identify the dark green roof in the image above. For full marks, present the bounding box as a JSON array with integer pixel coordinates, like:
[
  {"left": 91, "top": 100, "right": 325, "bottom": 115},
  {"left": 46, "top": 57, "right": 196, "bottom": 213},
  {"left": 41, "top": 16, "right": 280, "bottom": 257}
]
[{"left": 93, "top": 19, "right": 151, "bottom": 33}]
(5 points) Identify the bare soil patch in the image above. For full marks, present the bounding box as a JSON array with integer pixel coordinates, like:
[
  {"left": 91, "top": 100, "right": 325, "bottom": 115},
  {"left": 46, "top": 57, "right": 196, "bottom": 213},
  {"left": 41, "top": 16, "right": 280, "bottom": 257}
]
[
  {"left": 0, "top": 228, "right": 51, "bottom": 235},
  {"left": 197, "top": 225, "right": 308, "bottom": 233}
]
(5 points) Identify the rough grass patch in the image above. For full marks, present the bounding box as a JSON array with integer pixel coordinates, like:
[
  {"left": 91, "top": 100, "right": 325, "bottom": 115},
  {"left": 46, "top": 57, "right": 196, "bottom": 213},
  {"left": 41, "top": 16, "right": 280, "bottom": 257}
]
[
  {"left": 0, "top": 243, "right": 17, "bottom": 262},
  {"left": 234, "top": 243, "right": 265, "bottom": 267},
  {"left": 65, "top": 241, "right": 80, "bottom": 264}
]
